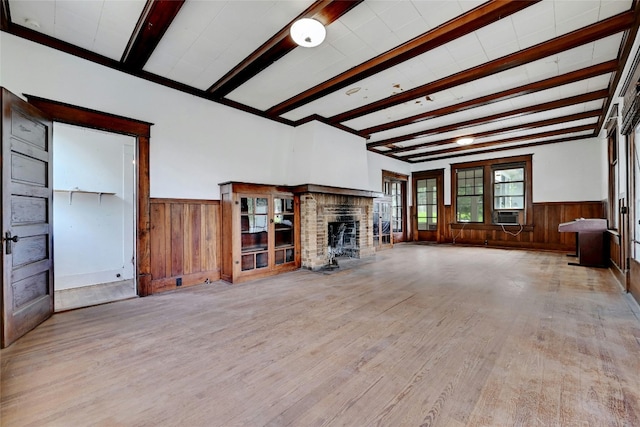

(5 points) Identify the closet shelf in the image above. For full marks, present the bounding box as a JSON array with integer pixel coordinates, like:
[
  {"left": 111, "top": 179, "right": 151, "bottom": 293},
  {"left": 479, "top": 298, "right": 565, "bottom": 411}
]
[{"left": 54, "top": 189, "right": 116, "bottom": 205}]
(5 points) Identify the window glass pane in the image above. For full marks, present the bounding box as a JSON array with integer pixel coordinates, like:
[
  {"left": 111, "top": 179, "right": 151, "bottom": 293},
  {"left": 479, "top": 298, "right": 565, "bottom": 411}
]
[
  {"left": 457, "top": 197, "right": 471, "bottom": 221},
  {"left": 475, "top": 196, "right": 484, "bottom": 221},
  {"left": 494, "top": 182, "right": 524, "bottom": 196},
  {"left": 495, "top": 196, "right": 524, "bottom": 209},
  {"left": 495, "top": 168, "right": 524, "bottom": 181}
]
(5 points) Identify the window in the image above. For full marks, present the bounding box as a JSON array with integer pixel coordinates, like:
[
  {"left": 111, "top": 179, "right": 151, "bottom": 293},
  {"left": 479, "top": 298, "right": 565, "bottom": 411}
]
[
  {"left": 452, "top": 155, "right": 532, "bottom": 226},
  {"left": 493, "top": 166, "right": 525, "bottom": 210},
  {"left": 456, "top": 167, "right": 483, "bottom": 222}
]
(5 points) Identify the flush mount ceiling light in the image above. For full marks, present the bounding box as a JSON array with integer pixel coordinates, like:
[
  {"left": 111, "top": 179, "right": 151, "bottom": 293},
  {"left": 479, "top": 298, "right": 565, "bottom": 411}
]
[
  {"left": 290, "top": 18, "right": 326, "bottom": 48},
  {"left": 456, "top": 137, "right": 475, "bottom": 145}
]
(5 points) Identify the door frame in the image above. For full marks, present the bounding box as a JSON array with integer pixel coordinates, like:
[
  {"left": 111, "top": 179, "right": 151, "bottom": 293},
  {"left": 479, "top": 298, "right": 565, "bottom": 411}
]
[
  {"left": 412, "top": 169, "right": 445, "bottom": 243},
  {"left": 382, "top": 170, "right": 408, "bottom": 242},
  {"left": 25, "top": 95, "right": 154, "bottom": 296}
]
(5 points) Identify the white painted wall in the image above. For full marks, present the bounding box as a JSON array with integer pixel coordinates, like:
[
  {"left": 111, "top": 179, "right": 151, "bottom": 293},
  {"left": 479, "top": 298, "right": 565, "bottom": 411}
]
[
  {"left": 0, "top": 33, "right": 387, "bottom": 198},
  {"left": 366, "top": 151, "right": 412, "bottom": 192},
  {"left": 411, "top": 138, "right": 605, "bottom": 205},
  {"left": 290, "top": 121, "right": 371, "bottom": 189},
  {"left": 53, "top": 123, "right": 136, "bottom": 290}
]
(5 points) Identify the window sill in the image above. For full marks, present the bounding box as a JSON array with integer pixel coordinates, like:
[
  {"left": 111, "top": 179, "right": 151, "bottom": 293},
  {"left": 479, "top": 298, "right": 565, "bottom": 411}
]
[{"left": 450, "top": 223, "right": 534, "bottom": 232}]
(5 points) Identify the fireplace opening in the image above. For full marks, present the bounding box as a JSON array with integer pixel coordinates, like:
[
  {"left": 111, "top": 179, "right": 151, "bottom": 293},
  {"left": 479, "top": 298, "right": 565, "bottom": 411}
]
[{"left": 327, "top": 221, "right": 359, "bottom": 261}]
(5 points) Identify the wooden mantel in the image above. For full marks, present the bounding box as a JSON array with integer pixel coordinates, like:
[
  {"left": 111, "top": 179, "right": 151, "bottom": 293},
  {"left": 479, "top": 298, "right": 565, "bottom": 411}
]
[
  {"left": 218, "top": 182, "right": 385, "bottom": 199},
  {"left": 288, "top": 184, "right": 384, "bottom": 198}
]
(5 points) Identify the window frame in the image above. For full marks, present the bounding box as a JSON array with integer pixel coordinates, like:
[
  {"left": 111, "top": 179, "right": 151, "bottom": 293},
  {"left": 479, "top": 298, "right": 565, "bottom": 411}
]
[
  {"left": 451, "top": 155, "right": 533, "bottom": 227},
  {"left": 492, "top": 164, "right": 526, "bottom": 211},
  {"left": 455, "top": 166, "right": 484, "bottom": 223}
]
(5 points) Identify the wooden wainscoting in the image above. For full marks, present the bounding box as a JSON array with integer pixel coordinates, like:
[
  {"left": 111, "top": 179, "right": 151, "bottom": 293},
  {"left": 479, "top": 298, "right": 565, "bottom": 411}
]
[
  {"left": 608, "top": 231, "right": 624, "bottom": 283},
  {"left": 150, "top": 199, "right": 221, "bottom": 294},
  {"left": 629, "top": 259, "right": 640, "bottom": 305},
  {"left": 445, "top": 201, "right": 606, "bottom": 252}
]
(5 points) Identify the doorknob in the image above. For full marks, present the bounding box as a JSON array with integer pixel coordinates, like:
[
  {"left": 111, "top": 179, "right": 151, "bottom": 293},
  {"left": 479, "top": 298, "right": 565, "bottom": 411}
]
[{"left": 3, "top": 231, "right": 20, "bottom": 255}]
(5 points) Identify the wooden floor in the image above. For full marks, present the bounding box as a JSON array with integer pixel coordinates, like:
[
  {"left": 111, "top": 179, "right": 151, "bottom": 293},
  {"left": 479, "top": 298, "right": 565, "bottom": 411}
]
[
  {"left": 2, "top": 244, "right": 640, "bottom": 426},
  {"left": 54, "top": 279, "right": 137, "bottom": 312}
]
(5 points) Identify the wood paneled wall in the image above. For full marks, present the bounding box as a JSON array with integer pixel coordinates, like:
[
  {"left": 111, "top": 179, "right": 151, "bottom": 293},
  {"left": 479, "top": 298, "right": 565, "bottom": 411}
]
[
  {"left": 444, "top": 201, "right": 606, "bottom": 252},
  {"left": 150, "top": 199, "right": 221, "bottom": 294}
]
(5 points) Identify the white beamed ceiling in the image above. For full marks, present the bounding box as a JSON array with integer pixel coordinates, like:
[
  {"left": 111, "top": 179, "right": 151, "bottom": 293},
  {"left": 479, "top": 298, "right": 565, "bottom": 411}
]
[{"left": 4, "top": 0, "right": 636, "bottom": 162}]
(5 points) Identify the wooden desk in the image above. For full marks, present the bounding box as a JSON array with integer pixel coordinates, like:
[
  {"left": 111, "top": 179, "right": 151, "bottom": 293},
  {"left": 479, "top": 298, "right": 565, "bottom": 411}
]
[{"left": 558, "top": 218, "right": 608, "bottom": 267}]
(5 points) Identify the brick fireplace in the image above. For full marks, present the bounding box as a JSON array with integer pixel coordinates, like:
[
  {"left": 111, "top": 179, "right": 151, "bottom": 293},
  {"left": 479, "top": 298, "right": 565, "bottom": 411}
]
[{"left": 292, "top": 185, "right": 382, "bottom": 270}]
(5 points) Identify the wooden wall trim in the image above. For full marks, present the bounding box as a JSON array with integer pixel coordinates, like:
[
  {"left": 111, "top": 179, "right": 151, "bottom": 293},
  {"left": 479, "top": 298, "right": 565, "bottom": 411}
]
[
  {"left": 149, "top": 198, "right": 221, "bottom": 294},
  {"left": 629, "top": 259, "right": 640, "bottom": 306}
]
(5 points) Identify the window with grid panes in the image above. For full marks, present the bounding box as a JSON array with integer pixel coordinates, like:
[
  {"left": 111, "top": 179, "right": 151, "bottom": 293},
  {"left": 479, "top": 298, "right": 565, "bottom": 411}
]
[
  {"left": 456, "top": 167, "right": 483, "bottom": 222},
  {"left": 493, "top": 166, "right": 525, "bottom": 210}
]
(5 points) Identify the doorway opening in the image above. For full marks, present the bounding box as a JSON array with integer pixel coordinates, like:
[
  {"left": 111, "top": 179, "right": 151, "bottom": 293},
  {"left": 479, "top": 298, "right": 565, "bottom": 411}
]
[{"left": 53, "top": 123, "right": 137, "bottom": 311}]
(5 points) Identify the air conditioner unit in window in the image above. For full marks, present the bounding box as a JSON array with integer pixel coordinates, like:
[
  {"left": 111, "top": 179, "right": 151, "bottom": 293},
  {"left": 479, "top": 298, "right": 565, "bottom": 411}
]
[{"left": 494, "top": 210, "right": 519, "bottom": 224}]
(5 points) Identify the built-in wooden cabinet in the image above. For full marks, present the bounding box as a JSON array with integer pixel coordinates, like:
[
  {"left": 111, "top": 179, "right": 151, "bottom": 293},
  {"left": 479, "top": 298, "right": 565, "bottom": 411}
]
[
  {"left": 220, "top": 182, "right": 300, "bottom": 283},
  {"left": 374, "top": 197, "right": 393, "bottom": 250}
]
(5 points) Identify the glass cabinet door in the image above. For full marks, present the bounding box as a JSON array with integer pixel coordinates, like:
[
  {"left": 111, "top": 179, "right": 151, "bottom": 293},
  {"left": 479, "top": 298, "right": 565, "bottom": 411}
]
[
  {"left": 240, "top": 196, "right": 269, "bottom": 271},
  {"left": 374, "top": 198, "right": 392, "bottom": 247},
  {"left": 381, "top": 201, "right": 391, "bottom": 244},
  {"left": 273, "top": 197, "right": 295, "bottom": 265}
]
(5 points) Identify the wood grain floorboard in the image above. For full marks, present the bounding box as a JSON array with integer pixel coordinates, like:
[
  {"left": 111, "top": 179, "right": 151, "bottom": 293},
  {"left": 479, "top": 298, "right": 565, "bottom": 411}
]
[{"left": 1, "top": 244, "right": 640, "bottom": 426}]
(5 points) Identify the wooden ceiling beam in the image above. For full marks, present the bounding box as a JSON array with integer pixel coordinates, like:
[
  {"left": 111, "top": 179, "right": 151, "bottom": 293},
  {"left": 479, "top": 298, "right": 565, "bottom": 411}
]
[
  {"left": 121, "top": 0, "right": 186, "bottom": 70},
  {"left": 391, "top": 125, "right": 595, "bottom": 158},
  {"left": 329, "top": 10, "right": 636, "bottom": 124},
  {"left": 1, "top": 0, "right": 10, "bottom": 32},
  {"left": 395, "top": 124, "right": 595, "bottom": 159},
  {"left": 403, "top": 135, "right": 593, "bottom": 163},
  {"left": 387, "top": 111, "right": 600, "bottom": 154},
  {"left": 208, "top": 0, "right": 362, "bottom": 98},
  {"left": 267, "top": 0, "right": 538, "bottom": 116},
  {"left": 360, "top": 60, "right": 618, "bottom": 136},
  {"left": 368, "top": 90, "right": 608, "bottom": 148}
]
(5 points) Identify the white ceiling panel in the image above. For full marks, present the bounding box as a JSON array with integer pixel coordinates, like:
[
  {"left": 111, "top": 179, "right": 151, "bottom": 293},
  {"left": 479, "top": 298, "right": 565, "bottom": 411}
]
[
  {"left": 144, "top": 0, "right": 315, "bottom": 88},
  {"left": 512, "top": 1, "right": 556, "bottom": 41},
  {"left": 8, "top": 0, "right": 145, "bottom": 60}
]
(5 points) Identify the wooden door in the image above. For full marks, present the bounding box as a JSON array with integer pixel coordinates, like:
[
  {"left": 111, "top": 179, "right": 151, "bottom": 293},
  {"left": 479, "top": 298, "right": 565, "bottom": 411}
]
[
  {"left": 1, "top": 88, "right": 54, "bottom": 348},
  {"left": 412, "top": 170, "right": 444, "bottom": 242}
]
